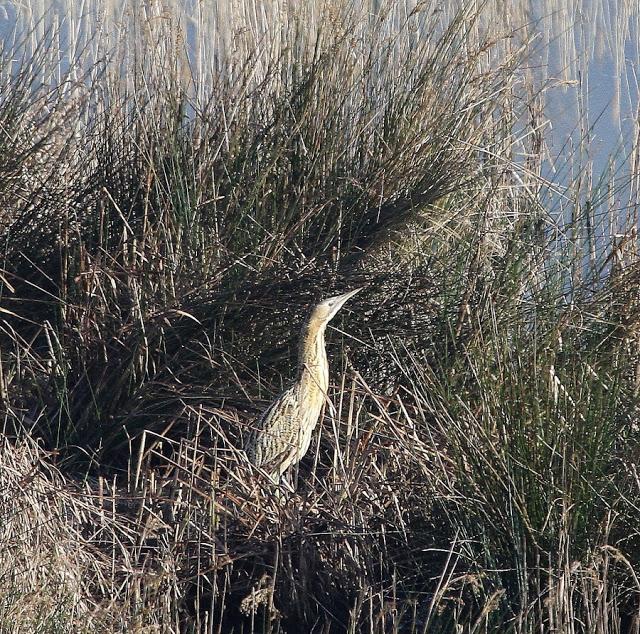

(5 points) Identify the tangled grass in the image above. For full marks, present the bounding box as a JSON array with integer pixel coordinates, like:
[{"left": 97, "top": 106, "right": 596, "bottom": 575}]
[{"left": 1, "top": 1, "right": 640, "bottom": 632}]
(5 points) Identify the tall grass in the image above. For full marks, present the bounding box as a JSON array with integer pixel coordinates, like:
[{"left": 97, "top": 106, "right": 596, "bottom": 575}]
[{"left": 0, "top": 1, "right": 639, "bottom": 632}]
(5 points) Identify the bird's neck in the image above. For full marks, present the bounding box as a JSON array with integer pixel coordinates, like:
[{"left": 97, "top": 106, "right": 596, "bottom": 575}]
[{"left": 297, "top": 319, "right": 329, "bottom": 393}]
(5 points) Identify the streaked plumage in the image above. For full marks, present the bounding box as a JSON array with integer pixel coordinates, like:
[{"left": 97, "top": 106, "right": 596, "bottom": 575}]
[{"left": 245, "top": 289, "right": 361, "bottom": 481}]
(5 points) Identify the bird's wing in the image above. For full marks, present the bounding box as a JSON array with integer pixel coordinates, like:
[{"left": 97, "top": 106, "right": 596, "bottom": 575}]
[{"left": 246, "top": 386, "right": 302, "bottom": 472}]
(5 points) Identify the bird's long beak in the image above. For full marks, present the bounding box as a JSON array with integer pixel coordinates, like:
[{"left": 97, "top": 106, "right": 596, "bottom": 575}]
[
  {"left": 337, "top": 287, "right": 362, "bottom": 303},
  {"left": 329, "top": 287, "right": 362, "bottom": 318}
]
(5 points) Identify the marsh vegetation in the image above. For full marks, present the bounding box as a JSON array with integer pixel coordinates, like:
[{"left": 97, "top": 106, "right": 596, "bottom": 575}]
[{"left": 1, "top": 1, "right": 640, "bottom": 631}]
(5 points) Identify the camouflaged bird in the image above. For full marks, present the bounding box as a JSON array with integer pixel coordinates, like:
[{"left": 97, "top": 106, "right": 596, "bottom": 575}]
[{"left": 245, "top": 289, "right": 361, "bottom": 482}]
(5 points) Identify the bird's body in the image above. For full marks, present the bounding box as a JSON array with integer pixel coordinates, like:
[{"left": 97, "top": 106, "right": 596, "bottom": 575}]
[{"left": 245, "top": 289, "right": 360, "bottom": 482}]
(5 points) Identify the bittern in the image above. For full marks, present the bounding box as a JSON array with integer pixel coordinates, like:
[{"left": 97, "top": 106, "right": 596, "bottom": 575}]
[{"left": 245, "top": 288, "right": 361, "bottom": 483}]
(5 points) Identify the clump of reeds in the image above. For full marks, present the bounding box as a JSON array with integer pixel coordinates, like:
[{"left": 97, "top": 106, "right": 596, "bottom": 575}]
[
  {"left": 0, "top": 433, "right": 119, "bottom": 632},
  {"left": 1, "top": 1, "right": 640, "bottom": 632}
]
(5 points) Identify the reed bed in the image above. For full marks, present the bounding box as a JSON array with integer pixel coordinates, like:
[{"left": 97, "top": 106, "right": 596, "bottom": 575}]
[{"left": 0, "top": 1, "right": 639, "bottom": 632}]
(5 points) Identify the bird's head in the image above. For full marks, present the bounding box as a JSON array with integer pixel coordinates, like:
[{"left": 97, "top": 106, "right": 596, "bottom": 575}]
[{"left": 310, "top": 288, "right": 362, "bottom": 325}]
